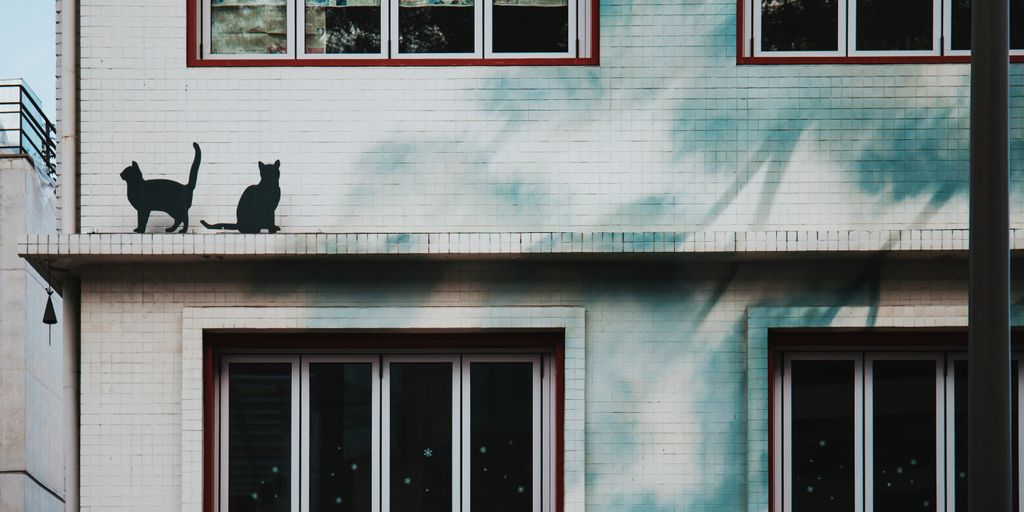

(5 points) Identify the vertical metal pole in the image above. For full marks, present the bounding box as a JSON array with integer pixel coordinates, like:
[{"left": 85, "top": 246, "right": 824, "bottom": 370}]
[
  {"left": 18, "top": 86, "right": 23, "bottom": 156},
  {"left": 969, "top": 0, "right": 1011, "bottom": 507}
]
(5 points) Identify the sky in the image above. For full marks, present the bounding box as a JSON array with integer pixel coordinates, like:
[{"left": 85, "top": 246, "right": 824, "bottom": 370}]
[{"left": 0, "top": 0, "right": 56, "bottom": 117}]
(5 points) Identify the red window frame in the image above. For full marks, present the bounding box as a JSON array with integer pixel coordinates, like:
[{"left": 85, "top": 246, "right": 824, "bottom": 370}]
[
  {"left": 202, "top": 331, "right": 565, "bottom": 512},
  {"left": 187, "top": 0, "right": 599, "bottom": 67},
  {"left": 735, "top": 0, "right": 1024, "bottom": 64}
]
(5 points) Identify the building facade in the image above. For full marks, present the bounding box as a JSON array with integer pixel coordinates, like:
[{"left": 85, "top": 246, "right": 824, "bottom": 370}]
[{"left": 17, "top": 0, "right": 1024, "bottom": 511}]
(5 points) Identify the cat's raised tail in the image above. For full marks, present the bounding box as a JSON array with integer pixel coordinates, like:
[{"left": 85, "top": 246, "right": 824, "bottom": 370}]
[
  {"left": 199, "top": 220, "right": 237, "bottom": 230},
  {"left": 186, "top": 142, "right": 201, "bottom": 191}
]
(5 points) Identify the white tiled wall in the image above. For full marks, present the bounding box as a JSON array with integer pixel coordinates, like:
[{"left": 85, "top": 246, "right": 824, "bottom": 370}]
[
  {"left": 73, "top": 0, "right": 1016, "bottom": 235},
  {"left": 78, "top": 258, "right": 982, "bottom": 511}
]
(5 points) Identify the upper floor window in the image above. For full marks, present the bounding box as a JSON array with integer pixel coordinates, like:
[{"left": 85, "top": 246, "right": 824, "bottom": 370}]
[
  {"left": 194, "top": 0, "right": 596, "bottom": 65},
  {"left": 743, "top": 0, "right": 1024, "bottom": 60}
]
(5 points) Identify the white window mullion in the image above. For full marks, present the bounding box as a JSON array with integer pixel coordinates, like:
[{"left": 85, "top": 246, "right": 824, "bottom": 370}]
[
  {"left": 839, "top": 0, "right": 850, "bottom": 56},
  {"left": 291, "top": 358, "right": 301, "bottom": 512},
  {"left": 944, "top": 354, "right": 957, "bottom": 512},
  {"left": 543, "top": 354, "right": 555, "bottom": 512},
  {"left": 202, "top": 0, "right": 211, "bottom": 59}
]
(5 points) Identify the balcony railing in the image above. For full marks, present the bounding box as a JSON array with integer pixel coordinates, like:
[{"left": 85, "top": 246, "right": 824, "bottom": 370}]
[{"left": 0, "top": 80, "right": 56, "bottom": 182}]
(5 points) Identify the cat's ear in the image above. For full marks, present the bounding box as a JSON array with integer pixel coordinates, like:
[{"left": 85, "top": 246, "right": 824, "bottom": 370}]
[
  {"left": 132, "top": 161, "right": 139, "bottom": 170},
  {"left": 258, "top": 161, "right": 265, "bottom": 168},
  {"left": 274, "top": 160, "right": 280, "bottom": 167}
]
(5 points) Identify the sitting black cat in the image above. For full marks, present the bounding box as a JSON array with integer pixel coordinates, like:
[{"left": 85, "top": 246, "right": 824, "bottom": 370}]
[
  {"left": 201, "top": 159, "right": 281, "bottom": 234},
  {"left": 121, "top": 142, "right": 201, "bottom": 233}
]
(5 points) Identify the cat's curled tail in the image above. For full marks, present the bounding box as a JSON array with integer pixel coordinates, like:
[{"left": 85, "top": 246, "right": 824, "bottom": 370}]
[
  {"left": 186, "top": 142, "right": 201, "bottom": 191},
  {"left": 199, "top": 220, "right": 237, "bottom": 230}
]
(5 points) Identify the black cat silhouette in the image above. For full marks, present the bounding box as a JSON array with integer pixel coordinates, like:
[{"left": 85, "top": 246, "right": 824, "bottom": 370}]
[
  {"left": 121, "top": 142, "right": 201, "bottom": 233},
  {"left": 201, "top": 160, "right": 281, "bottom": 234}
]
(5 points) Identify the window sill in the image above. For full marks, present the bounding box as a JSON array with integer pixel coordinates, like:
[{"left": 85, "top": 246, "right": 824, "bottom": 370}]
[
  {"left": 186, "top": 56, "right": 599, "bottom": 67},
  {"left": 738, "top": 55, "right": 1024, "bottom": 64}
]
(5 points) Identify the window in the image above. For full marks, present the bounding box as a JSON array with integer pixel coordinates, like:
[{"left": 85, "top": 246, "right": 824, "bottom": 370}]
[
  {"left": 194, "top": 0, "right": 596, "bottom": 64},
  {"left": 772, "top": 351, "right": 1024, "bottom": 512},
  {"left": 745, "top": 0, "right": 1024, "bottom": 59},
  {"left": 215, "top": 351, "right": 556, "bottom": 511}
]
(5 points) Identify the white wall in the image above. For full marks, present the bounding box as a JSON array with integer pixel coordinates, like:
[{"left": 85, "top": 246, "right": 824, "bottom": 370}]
[
  {"left": 77, "top": 257, "right": 976, "bottom": 511},
  {"left": 74, "top": 0, "right": 1000, "bottom": 235},
  {"left": 0, "top": 156, "right": 64, "bottom": 512}
]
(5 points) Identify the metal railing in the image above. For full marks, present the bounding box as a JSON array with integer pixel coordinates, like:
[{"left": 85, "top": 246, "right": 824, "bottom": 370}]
[{"left": 0, "top": 80, "right": 56, "bottom": 181}]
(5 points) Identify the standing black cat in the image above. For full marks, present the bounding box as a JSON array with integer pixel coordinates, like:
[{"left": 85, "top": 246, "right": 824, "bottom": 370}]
[
  {"left": 121, "top": 142, "right": 201, "bottom": 233},
  {"left": 201, "top": 160, "right": 281, "bottom": 233}
]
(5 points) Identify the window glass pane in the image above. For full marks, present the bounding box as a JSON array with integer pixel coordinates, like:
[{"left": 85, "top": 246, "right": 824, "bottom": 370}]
[
  {"left": 954, "top": 361, "right": 1019, "bottom": 512},
  {"left": 871, "top": 360, "right": 937, "bottom": 511},
  {"left": 399, "top": 0, "right": 476, "bottom": 53},
  {"left": 389, "top": 362, "right": 453, "bottom": 511},
  {"left": 950, "top": 0, "right": 1024, "bottom": 50},
  {"left": 470, "top": 362, "right": 534, "bottom": 511},
  {"left": 790, "top": 360, "right": 857, "bottom": 512},
  {"left": 228, "top": 362, "right": 293, "bottom": 512},
  {"left": 855, "top": 0, "right": 932, "bottom": 51},
  {"left": 309, "top": 363, "right": 373, "bottom": 512},
  {"left": 492, "top": 0, "right": 568, "bottom": 53},
  {"left": 211, "top": 0, "right": 289, "bottom": 55},
  {"left": 760, "top": 0, "right": 839, "bottom": 52},
  {"left": 305, "top": 0, "right": 382, "bottom": 54}
]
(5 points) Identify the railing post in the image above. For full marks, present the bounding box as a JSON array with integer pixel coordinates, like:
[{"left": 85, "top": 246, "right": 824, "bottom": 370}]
[{"left": 17, "top": 86, "right": 23, "bottom": 157}]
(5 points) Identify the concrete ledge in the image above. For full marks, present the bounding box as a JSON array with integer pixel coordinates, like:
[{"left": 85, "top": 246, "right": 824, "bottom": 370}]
[
  {"left": 19, "top": 229, "right": 1018, "bottom": 290},
  {"left": 17, "top": 229, "right": 1008, "bottom": 257}
]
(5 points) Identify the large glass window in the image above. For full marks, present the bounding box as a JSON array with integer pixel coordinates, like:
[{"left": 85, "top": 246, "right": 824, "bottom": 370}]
[
  {"left": 200, "top": 0, "right": 589, "bottom": 60},
  {"left": 217, "top": 353, "right": 554, "bottom": 512},
  {"left": 751, "top": 0, "right": 1024, "bottom": 57},
  {"left": 774, "top": 352, "right": 1024, "bottom": 512}
]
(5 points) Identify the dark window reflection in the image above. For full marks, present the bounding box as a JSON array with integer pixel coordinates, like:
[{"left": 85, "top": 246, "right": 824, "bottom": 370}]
[
  {"left": 305, "top": 1, "right": 382, "bottom": 54},
  {"left": 872, "top": 360, "right": 936, "bottom": 512},
  {"left": 399, "top": 0, "right": 476, "bottom": 53},
  {"left": 951, "top": 0, "right": 1024, "bottom": 49},
  {"left": 761, "top": 0, "right": 838, "bottom": 51},
  {"left": 471, "top": 363, "right": 534, "bottom": 511},
  {"left": 228, "top": 363, "right": 293, "bottom": 512},
  {"left": 389, "top": 362, "right": 453, "bottom": 512},
  {"left": 855, "top": 0, "right": 932, "bottom": 51},
  {"left": 310, "top": 363, "right": 373, "bottom": 512},
  {"left": 790, "top": 360, "right": 856, "bottom": 512},
  {"left": 954, "top": 361, "right": 1019, "bottom": 512},
  {"left": 492, "top": 0, "right": 568, "bottom": 53}
]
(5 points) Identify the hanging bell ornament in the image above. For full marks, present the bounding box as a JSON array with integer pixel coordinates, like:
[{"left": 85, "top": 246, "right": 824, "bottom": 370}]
[{"left": 42, "top": 289, "right": 57, "bottom": 325}]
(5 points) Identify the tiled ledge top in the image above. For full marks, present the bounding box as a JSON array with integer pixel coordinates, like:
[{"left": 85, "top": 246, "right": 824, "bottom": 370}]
[{"left": 17, "top": 229, "right": 1023, "bottom": 264}]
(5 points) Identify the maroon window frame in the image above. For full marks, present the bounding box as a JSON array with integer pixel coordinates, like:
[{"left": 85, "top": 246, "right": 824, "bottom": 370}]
[
  {"left": 202, "top": 331, "right": 565, "bottom": 512},
  {"left": 735, "top": 0, "right": 1024, "bottom": 64},
  {"left": 187, "top": 0, "right": 599, "bottom": 67}
]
